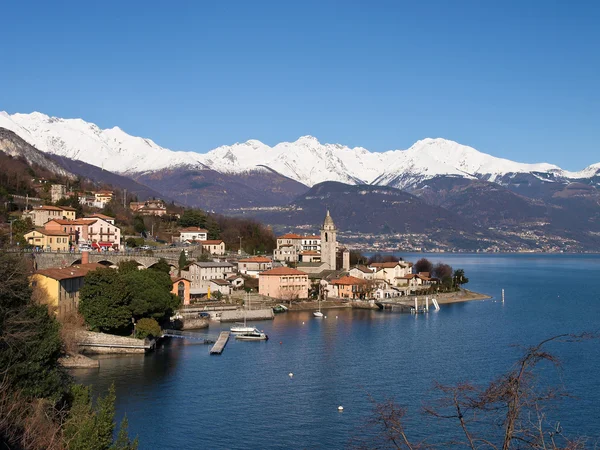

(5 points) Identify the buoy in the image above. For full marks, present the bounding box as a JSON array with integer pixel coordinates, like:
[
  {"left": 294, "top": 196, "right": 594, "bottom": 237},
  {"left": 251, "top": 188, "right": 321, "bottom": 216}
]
[
  {"left": 302, "top": 321, "right": 305, "bottom": 324},
  {"left": 338, "top": 406, "right": 344, "bottom": 411},
  {"left": 336, "top": 315, "right": 338, "bottom": 319},
  {"left": 324, "top": 315, "right": 327, "bottom": 318},
  {"left": 289, "top": 373, "right": 293, "bottom": 378},
  {"left": 279, "top": 341, "right": 282, "bottom": 345}
]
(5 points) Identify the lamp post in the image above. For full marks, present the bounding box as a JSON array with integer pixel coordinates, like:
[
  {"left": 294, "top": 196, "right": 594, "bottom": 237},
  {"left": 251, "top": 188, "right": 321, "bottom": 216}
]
[{"left": 238, "top": 236, "right": 242, "bottom": 255}]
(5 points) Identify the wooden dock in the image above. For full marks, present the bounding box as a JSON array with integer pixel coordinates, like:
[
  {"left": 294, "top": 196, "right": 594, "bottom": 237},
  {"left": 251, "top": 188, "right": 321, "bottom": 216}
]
[{"left": 210, "top": 331, "right": 230, "bottom": 355}]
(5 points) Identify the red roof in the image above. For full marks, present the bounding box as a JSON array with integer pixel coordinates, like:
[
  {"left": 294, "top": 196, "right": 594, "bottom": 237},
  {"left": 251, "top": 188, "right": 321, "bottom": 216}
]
[
  {"left": 202, "top": 240, "right": 224, "bottom": 245},
  {"left": 260, "top": 267, "right": 307, "bottom": 276},
  {"left": 330, "top": 275, "right": 367, "bottom": 286},
  {"left": 239, "top": 256, "right": 272, "bottom": 263},
  {"left": 28, "top": 228, "right": 70, "bottom": 237},
  {"left": 300, "top": 250, "right": 320, "bottom": 255},
  {"left": 34, "top": 205, "right": 63, "bottom": 211},
  {"left": 46, "top": 219, "right": 96, "bottom": 226},
  {"left": 302, "top": 235, "right": 321, "bottom": 240},
  {"left": 34, "top": 263, "right": 105, "bottom": 281},
  {"left": 180, "top": 227, "right": 208, "bottom": 233},
  {"left": 88, "top": 213, "right": 114, "bottom": 220},
  {"left": 278, "top": 233, "right": 303, "bottom": 239}
]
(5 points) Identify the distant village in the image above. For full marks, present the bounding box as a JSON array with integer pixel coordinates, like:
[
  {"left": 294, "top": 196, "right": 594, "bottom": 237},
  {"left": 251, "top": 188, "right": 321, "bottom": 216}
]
[{"left": 3, "top": 180, "right": 449, "bottom": 320}]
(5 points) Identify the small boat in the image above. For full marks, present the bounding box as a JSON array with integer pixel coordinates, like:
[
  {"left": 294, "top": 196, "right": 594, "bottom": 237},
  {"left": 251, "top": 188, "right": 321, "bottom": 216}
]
[
  {"left": 230, "top": 324, "right": 260, "bottom": 334},
  {"left": 313, "top": 311, "right": 324, "bottom": 318},
  {"left": 235, "top": 331, "right": 269, "bottom": 341},
  {"left": 273, "top": 304, "right": 288, "bottom": 313}
]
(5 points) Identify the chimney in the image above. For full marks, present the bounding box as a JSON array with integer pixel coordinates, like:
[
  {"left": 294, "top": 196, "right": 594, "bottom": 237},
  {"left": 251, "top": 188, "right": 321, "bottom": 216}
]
[{"left": 81, "top": 250, "right": 89, "bottom": 265}]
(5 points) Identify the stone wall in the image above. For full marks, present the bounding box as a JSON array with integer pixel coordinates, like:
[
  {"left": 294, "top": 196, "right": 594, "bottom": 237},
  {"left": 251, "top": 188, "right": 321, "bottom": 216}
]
[
  {"left": 220, "top": 309, "right": 274, "bottom": 322},
  {"left": 77, "top": 330, "right": 154, "bottom": 354}
]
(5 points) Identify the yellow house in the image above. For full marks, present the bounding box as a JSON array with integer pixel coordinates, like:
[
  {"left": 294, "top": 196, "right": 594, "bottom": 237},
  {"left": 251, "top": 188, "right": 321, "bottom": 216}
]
[
  {"left": 31, "top": 263, "right": 105, "bottom": 317},
  {"left": 24, "top": 229, "right": 71, "bottom": 251}
]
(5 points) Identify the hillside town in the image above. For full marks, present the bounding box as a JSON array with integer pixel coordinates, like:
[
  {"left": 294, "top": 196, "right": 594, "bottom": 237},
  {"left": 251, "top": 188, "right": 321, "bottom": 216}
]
[{"left": 7, "top": 181, "right": 451, "bottom": 320}]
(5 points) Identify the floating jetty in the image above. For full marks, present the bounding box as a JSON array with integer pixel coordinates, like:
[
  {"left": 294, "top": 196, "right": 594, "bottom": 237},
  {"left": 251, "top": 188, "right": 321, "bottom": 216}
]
[{"left": 210, "top": 331, "right": 230, "bottom": 355}]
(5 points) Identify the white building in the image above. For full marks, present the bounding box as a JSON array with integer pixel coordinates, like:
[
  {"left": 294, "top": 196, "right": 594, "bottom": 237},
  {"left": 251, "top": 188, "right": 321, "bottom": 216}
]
[
  {"left": 237, "top": 256, "right": 273, "bottom": 278},
  {"left": 179, "top": 227, "right": 208, "bottom": 242},
  {"left": 181, "top": 261, "right": 235, "bottom": 297}
]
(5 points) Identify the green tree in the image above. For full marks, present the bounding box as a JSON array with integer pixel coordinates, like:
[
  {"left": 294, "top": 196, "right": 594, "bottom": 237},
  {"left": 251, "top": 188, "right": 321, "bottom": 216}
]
[
  {"left": 10, "top": 217, "right": 34, "bottom": 247},
  {"left": 118, "top": 260, "right": 141, "bottom": 275},
  {"left": 453, "top": 268, "right": 469, "bottom": 287},
  {"left": 150, "top": 257, "right": 171, "bottom": 275},
  {"left": 125, "top": 237, "right": 138, "bottom": 248},
  {"left": 178, "top": 250, "right": 187, "bottom": 276},
  {"left": 134, "top": 318, "right": 161, "bottom": 339},
  {"left": 122, "top": 269, "right": 180, "bottom": 323},
  {"left": 178, "top": 209, "right": 207, "bottom": 228},
  {"left": 64, "top": 384, "right": 137, "bottom": 450},
  {"left": 79, "top": 268, "right": 133, "bottom": 334},
  {"left": 133, "top": 215, "right": 146, "bottom": 234},
  {"left": 0, "top": 251, "right": 69, "bottom": 400}
]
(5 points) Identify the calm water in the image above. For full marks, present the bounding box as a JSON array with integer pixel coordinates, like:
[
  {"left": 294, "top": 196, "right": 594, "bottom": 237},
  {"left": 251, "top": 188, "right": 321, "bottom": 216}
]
[{"left": 73, "top": 254, "right": 600, "bottom": 449}]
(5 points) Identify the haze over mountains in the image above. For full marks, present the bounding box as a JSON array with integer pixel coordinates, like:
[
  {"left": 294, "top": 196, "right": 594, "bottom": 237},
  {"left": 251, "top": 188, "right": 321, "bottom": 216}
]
[{"left": 1, "top": 111, "right": 599, "bottom": 251}]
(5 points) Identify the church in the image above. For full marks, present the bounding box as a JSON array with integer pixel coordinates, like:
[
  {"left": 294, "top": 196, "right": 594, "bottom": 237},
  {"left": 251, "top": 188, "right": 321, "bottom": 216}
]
[{"left": 273, "top": 211, "right": 349, "bottom": 275}]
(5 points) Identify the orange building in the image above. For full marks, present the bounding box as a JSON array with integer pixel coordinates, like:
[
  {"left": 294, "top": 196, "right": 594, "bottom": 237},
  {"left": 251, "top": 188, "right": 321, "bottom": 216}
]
[
  {"left": 171, "top": 277, "right": 191, "bottom": 305},
  {"left": 329, "top": 275, "right": 368, "bottom": 300},
  {"left": 258, "top": 267, "right": 309, "bottom": 300}
]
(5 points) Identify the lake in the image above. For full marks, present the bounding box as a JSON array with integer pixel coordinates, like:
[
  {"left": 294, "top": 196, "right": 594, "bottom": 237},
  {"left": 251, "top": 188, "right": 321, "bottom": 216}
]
[{"left": 73, "top": 254, "right": 600, "bottom": 449}]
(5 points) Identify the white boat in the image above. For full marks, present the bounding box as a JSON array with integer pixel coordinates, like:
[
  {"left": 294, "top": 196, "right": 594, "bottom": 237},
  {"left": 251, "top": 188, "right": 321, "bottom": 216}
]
[
  {"left": 230, "top": 324, "right": 260, "bottom": 334},
  {"left": 231, "top": 292, "right": 258, "bottom": 333},
  {"left": 235, "top": 330, "right": 269, "bottom": 341},
  {"left": 314, "top": 280, "right": 326, "bottom": 318}
]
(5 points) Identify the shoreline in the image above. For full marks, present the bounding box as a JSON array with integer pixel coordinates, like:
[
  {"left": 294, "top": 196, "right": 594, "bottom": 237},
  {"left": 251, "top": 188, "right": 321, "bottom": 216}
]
[{"left": 281, "top": 289, "right": 491, "bottom": 311}]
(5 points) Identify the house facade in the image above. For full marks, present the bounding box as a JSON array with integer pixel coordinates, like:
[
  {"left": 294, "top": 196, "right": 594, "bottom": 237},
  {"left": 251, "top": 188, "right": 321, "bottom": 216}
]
[
  {"left": 237, "top": 256, "right": 273, "bottom": 277},
  {"left": 329, "top": 275, "right": 368, "bottom": 299},
  {"left": 23, "top": 205, "right": 76, "bottom": 226},
  {"left": 24, "top": 229, "right": 71, "bottom": 252},
  {"left": 202, "top": 240, "right": 226, "bottom": 255},
  {"left": 130, "top": 200, "right": 167, "bottom": 216},
  {"left": 180, "top": 227, "right": 208, "bottom": 242},
  {"left": 349, "top": 265, "right": 374, "bottom": 280},
  {"left": 273, "top": 233, "right": 322, "bottom": 263},
  {"left": 369, "top": 261, "right": 413, "bottom": 286},
  {"left": 259, "top": 267, "right": 309, "bottom": 300},
  {"left": 31, "top": 262, "right": 104, "bottom": 317},
  {"left": 171, "top": 277, "right": 191, "bottom": 305},
  {"left": 181, "top": 261, "right": 235, "bottom": 297}
]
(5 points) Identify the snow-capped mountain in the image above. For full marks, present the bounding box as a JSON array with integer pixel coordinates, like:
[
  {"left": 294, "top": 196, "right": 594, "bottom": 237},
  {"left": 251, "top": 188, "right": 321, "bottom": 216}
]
[{"left": 0, "top": 111, "right": 598, "bottom": 188}]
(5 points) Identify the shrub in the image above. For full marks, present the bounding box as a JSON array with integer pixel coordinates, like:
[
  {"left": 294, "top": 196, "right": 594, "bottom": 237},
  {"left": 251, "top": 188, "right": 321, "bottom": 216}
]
[{"left": 135, "top": 318, "right": 161, "bottom": 339}]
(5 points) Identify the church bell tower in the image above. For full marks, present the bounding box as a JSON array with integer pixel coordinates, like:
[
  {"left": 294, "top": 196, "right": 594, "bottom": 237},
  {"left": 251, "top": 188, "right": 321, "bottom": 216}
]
[{"left": 320, "top": 210, "right": 337, "bottom": 270}]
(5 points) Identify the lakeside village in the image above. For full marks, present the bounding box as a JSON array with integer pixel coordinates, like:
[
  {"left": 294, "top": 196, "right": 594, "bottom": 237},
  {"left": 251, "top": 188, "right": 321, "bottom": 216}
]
[{"left": 2, "top": 185, "right": 475, "bottom": 361}]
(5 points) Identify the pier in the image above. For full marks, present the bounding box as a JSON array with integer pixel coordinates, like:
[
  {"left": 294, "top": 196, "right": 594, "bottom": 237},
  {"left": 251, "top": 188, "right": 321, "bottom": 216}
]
[
  {"left": 210, "top": 331, "right": 230, "bottom": 355},
  {"left": 162, "top": 329, "right": 215, "bottom": 344}
]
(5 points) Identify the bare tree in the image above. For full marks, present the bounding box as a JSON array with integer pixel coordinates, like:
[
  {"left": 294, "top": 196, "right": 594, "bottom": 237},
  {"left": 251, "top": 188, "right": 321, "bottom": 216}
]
[{"left": 354, "top": 333, "right": 597, "bottom": 450}]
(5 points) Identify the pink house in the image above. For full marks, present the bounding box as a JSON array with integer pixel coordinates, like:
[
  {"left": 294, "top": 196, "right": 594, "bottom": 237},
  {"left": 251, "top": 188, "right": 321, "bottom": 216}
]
[{"left": 258, "top": 267, "right": 309, "bottom": 300}]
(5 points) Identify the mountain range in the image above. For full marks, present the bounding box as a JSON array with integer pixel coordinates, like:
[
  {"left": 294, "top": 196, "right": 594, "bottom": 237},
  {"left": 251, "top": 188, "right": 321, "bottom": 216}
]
[
  {"left": 1, "top": 111, "right": 599, "bottom": 251},
  {"left": 1, "top": 112, "right": 598, "bottom": 190}
]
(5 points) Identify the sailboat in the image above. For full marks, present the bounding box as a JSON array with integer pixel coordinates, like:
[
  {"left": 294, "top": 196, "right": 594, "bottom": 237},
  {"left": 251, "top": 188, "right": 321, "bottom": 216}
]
[
  {"left": 313, "top": 281, "right": 325, "bottom": 318},
  {"left": 231, "top": 292, "right": 260, "bottom": 334}
]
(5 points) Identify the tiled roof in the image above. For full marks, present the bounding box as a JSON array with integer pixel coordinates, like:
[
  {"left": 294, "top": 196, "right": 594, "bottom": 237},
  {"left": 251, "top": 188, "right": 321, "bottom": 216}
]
[
  {"left": 171, "top": 276, "right": 190, "bottom": 283},
  {"left": 260, "top": 267, "right": 308, "bottom": 276},
  {"left": 88, "top": 213, "right": 114, "bottom": 220},
  {"left": 34, "top": 263, "right": 105, "bottom": 281},
  {"left": 302, "top": 235, "right": 321, "bottom": 240},
  {"left": 238, "top": 256, "right": 272, "bottom": 263},
  {"left": 28, "top": 228, "right": 70, "bottom": 237},
  {"left": 278, "top": 233, "right": 303, "bottom": 239},
  {"left": 330, "top": 275, "right": 367, "bottom": 285},
  {"left": 47, "top": 219, "right": 96, "bottom": 226},
  {"left": 193, "top": 262, "right": 234, "bottom": 268},
  {"left": 202, "top": 240, "right": 224, "bottom": 245},
  {"left": 209, "top": 279, "right": 231, "bottom": 286},
  {"left": 34, "top": 205, "right": 63, "bottom": 211},
  {"left": 351, "top": 265, "right": 372, "bottom": 273},
  {"left": 180, "top": 227, "right": 208, "bottom": 233},
  {"left": 370, "top": 262, "right": 403, "bottom": 269}
]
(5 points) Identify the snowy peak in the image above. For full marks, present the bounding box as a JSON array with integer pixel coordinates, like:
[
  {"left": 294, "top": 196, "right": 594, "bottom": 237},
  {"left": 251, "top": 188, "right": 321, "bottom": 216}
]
[{"left": 0, "top": 111, "right": 598, "bottom": 189}]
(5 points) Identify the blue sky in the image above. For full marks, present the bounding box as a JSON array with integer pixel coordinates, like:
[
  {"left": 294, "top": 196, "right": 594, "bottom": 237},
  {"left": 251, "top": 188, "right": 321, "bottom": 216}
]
[{"left": 1, "top": 0, "right": 599, "bottom": 169}]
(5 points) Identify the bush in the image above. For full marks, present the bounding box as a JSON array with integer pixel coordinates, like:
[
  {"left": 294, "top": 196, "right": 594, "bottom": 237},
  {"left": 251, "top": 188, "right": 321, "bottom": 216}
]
[{"left": 135, "top": 318, "right": 161, "bottom": 339}]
